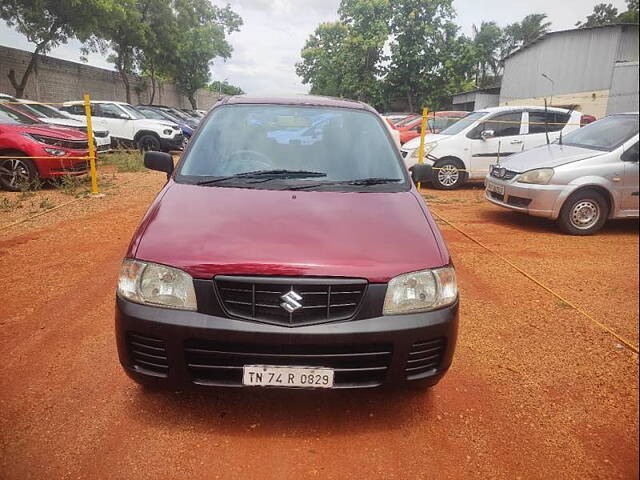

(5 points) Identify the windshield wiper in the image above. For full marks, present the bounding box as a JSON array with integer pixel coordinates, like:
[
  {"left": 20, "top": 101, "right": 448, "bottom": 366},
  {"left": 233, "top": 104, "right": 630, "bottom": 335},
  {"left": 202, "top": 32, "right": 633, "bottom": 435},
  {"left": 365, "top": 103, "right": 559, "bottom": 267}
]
[
  {"left": 289, "top": 177, "right": 403, "bottom": 190},
  {"left": 195, "top": 169, "right": 327, "bottom": 185}
]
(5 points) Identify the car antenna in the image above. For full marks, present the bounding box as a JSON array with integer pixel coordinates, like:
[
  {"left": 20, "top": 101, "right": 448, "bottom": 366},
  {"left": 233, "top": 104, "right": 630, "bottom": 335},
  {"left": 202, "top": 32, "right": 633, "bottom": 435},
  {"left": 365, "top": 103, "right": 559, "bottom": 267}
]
[{"left": 544, "top": 98, "right": 550, "bottom": 145}]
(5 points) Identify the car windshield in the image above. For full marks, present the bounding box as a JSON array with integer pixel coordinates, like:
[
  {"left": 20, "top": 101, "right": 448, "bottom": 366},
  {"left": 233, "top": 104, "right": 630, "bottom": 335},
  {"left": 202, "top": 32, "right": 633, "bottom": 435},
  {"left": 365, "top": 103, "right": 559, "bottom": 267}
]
[
  {"left": 561, "top": 114, "right": 639, "bottom": 151},
  {"left": 0, "top": 104, "right": 40, "bottom": 125},
  {"left": 119, "top": 104, "right": 145, "bottom": 120},
  {"left": 439, "top": 111, "right": 486, "bottom": 135},
  {"left": 25, "top": 103, "right": 69, "bottom": 119},
  {"left": 139, "top": 108, "right": 169, "bottom": 121},
  {"left": 177, "top": 105, "right": 407, "bottom": 192}
]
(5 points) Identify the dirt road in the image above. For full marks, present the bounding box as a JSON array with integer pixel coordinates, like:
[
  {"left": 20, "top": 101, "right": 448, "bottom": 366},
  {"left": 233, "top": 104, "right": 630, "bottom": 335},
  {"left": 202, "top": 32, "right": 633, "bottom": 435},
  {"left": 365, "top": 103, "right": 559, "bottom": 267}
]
[{"left": 1, "top": 172, "right": 638, "bottom": 479}]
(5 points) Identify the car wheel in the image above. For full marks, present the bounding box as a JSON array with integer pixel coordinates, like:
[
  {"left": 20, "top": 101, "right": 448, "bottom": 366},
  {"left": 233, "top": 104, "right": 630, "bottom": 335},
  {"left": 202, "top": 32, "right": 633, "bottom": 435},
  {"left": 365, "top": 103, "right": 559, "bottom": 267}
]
[
  {"left": 432, "top": 159, "right": 466, "bottom": 190},
  {"left": 558, "top": 189, "right": 609, "bottom": 235},
  {"left": 0, "top": 157, "right": 37, "bottom": 192},
  {"left": 137, "top": 134, "right": 161, "bottom": 151}
]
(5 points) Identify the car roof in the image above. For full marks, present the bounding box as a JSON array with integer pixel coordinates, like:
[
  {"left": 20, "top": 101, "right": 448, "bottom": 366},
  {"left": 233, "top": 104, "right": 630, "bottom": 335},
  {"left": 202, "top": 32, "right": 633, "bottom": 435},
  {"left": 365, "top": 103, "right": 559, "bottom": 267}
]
[
  {"left": 480, "top": 105, "right": 576, "bottom": 114},
  {"left": 221, "top": 95, "right": 376, "bottom": 113},
  {"left": 63, "top": 100, "right": 130, "bottom": 106}
]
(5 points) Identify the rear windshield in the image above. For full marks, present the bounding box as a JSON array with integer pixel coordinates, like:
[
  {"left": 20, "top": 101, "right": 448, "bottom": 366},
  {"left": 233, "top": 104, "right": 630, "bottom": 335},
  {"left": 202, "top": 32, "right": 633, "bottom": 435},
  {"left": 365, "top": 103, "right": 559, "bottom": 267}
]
[
  {"left": 0, "top": 104, "right": 40, "bottom": 125},
  {"left": 440, "top": 111, "right": 486, "bottom": 135},
  {"left": 562, "top": 114, "right": 639, "bottom": 151},
  {"left": 177, "top": 105, "right": 408, "bottom": 192}
]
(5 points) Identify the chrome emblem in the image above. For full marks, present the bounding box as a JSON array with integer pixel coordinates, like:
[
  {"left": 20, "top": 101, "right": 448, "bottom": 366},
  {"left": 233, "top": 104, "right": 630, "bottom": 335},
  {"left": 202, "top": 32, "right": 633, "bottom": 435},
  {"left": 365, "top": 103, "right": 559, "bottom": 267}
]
[{"left": 280, "top": 290, "right": 303, "bottom": 313}]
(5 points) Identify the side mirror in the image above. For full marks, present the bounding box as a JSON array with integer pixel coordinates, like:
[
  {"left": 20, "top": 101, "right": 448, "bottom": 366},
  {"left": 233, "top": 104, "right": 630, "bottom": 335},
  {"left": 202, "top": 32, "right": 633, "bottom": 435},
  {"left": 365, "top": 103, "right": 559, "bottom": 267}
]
[
  {"left": 144, "top": 151, "right": 174, "bottom": 179},
  {"left": 480, "top": 129, "right": 495, "bottom": 140},
  {"left": 410, "top": 163, "right": 433, "bottom": 184}
]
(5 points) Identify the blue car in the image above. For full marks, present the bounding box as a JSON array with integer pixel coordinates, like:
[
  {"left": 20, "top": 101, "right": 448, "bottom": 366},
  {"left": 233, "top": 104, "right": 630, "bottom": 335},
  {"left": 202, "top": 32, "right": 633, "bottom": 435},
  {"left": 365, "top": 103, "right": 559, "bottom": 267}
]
[{"left": 136, "top": 105, "right": 195, "bottom": 146}]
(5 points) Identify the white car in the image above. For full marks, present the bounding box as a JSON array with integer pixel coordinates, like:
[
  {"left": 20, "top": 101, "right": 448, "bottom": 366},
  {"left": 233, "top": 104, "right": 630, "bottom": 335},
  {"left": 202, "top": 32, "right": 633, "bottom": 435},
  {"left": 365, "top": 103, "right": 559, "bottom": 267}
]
[
  {"left": 60, "top": 101, "right": 183, "bottom": 152},
  {"left": 15, "top": 100, "right": 112, "bottom": 153},
  {"left": 400, "top": 106, "right": 583, "bottom": 189}
]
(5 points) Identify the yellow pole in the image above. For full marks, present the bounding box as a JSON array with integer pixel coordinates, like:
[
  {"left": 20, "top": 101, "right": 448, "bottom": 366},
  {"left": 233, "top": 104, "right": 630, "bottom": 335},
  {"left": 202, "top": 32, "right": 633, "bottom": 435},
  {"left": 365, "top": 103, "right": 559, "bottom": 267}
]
[
  {"left": 416, "top": 107, "right": 429, "bottom": 190},
  {"left": 83, "top": 94, "right": 99, "bottom": 195}
]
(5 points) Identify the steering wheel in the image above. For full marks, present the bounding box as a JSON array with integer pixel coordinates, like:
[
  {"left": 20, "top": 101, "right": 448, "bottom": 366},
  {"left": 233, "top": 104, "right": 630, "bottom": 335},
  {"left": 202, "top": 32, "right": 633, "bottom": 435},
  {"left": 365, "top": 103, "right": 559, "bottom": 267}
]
[{"left": 223, "top": 150, "right": 272, "bottom": 174}]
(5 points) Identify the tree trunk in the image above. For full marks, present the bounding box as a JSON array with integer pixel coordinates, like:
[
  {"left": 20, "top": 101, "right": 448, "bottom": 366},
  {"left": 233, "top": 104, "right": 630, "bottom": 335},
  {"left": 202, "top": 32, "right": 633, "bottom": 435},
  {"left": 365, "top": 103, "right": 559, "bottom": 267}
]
[
  {"left": 8, "top": 43, "right": 44, "bottom": 98},
  {"left": 188, "top": 93, "right": 197, "bottom": 109},
  {"left": 406, "top": 91, "right": 414, "bottom": 112},
  {"left": 119, "top": 68, "right": 131, "bottom": 104}
]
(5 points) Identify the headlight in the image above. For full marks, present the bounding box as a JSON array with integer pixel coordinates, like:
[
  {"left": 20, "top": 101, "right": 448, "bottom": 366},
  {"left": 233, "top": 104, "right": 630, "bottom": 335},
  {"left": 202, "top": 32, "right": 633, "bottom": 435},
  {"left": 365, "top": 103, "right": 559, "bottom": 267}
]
[
  {"left": 163, "top": 129, "right": 173, "bottom": 135},
  {"left": 517, "top": 168, "right": 554, "bottom": 185},
  {"left": 409, "top": 142, "right": 438, "bottom": 160},
  {"left": 44, "top": 147, "right": 66, "bottom": 156},
  {"left": 383, "top": 267, "right": 457, "bottom": 315},
  {"left": 117, "top": 259, "right": 197, "bottom": 310}
]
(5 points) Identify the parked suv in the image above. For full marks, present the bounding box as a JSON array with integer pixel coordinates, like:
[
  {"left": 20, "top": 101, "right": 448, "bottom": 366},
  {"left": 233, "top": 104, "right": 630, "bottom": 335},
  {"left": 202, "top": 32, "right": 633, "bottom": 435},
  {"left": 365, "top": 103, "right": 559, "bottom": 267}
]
[
  {"left": 61, "top": 101, "right": 183, "bottom": 151},
  {"left": 0, "top": 104, "right": 89, "bottom": 190},
  {"left": 485, "top": 112, "right": 639, "bottom": 235},
  {"left": 401, "top": 106, "right": 583, "bottom": 189},
  {"left": 115, "top": 96, "right": 458, "bottom": 391}
]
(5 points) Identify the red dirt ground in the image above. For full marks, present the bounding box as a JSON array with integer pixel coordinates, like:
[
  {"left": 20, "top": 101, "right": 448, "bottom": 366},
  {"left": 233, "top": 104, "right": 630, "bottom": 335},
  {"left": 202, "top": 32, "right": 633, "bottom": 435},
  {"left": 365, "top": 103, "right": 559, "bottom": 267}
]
[{"left": 0, "top": 173, "right": 638, "bottom": 479}]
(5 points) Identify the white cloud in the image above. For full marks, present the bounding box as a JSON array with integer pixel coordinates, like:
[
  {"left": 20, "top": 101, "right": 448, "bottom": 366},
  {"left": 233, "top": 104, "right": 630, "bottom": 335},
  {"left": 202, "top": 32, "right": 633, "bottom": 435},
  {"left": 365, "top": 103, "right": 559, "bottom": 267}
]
[{"left": 0, "top": 0, "right": 631, "bottom": 95}]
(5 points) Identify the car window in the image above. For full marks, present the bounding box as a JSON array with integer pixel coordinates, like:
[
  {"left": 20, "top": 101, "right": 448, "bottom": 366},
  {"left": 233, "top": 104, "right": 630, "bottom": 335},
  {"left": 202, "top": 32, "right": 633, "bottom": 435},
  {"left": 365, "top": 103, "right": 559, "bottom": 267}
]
[
  {"left": 623, "top": 142, "right": 639, "bottom": 161},
  {"left": 562, "top": 114, "right": 639, "bottom": 151},
  {"left": 61, "top": 104, "right": 85, "bottom": 115},
  {"left": 0, "top": 104, "right": 40, "bottom": 125},
  {"left": 441, "top": 111, "right": 486, "bottom": 135},
  {"left": 528, "top": 111, "right": 570, "bottom": 134},
  {"left": 479, "top": 112, "right": 522, "bottom": 138},
  {"left": 177, "top": 105, "right": 407, "bottom": 191},
  {"left": 93, "top": 103, "right": 127, "bottom": 119},
  {"left": 119, "top": 104, "right": 145, "bottom": 119},
  {"left": 28, "top": 104, "right": 69, "bottom": 119}
]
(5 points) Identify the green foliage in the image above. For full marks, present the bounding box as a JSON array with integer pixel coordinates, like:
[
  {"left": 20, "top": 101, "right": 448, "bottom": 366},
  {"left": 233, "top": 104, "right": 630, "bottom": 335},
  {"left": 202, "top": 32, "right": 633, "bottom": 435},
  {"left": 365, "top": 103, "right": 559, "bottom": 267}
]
[
  {"left": 576, "top": 3, "right": 619, "bottom": 27},
  {"left": 208, "top": 80, "right": 245, "bottom": 95},
  {"left": 99, "top": 151, "right": 146, "bottom": 173}
]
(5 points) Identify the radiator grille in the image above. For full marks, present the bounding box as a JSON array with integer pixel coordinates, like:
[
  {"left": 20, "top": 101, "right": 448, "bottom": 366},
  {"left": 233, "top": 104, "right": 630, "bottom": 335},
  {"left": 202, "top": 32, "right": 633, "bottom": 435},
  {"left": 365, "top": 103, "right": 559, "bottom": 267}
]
[
  {"left": 185, "top": 340, "right": 392, "bottom": 388},
  {"left": 406, "top": 338, "right": 446, "bottom": 379},
  {"left": 215, "top": 276, "right": 367, "bottom": 326}
]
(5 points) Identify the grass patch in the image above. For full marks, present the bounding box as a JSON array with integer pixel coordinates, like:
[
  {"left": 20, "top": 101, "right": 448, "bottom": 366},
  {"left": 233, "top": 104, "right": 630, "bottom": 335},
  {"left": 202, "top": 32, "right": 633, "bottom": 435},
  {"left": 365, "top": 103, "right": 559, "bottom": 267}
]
[
  {"left": 99, "top": 150, "right": 145, "bottom": 172},
  {"left": 0, "top": 197, "right": 22, "bottom": 212}
]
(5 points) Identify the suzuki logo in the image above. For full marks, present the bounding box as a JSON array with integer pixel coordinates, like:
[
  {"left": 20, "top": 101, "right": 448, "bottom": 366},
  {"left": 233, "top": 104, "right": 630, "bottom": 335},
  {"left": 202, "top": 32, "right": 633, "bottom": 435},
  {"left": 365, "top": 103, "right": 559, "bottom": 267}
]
[{"left": 280, "top": 290, "right": 303, "bottom": 313}]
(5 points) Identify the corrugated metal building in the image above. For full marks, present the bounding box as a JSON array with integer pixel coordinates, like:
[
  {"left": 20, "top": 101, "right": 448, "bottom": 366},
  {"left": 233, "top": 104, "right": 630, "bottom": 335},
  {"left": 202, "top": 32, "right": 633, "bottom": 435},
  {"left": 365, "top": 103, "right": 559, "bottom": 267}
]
[
  {"left": 500, "top": 24, "right": 639, "bottom": 117},
  {"left": 451, "top": 87, "right": 501, "bottom": 111}
]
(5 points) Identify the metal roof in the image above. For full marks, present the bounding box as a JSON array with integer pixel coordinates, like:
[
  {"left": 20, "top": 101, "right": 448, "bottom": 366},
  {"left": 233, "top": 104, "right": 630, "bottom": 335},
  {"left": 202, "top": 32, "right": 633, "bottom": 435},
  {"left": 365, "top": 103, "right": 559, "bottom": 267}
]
[{"left": 503, "top": 23, "right": 639, "bottom": 61}]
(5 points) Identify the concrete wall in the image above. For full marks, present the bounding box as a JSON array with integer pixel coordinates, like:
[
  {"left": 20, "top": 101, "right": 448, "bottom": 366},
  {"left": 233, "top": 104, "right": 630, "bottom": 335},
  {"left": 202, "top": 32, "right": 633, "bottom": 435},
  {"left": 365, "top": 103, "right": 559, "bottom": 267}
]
[
  {"left": 501, "top": 89, "right": 610, "bottom": 117},
  {"left": 0, "top": 45, "right": 221, "bottom": 109}
]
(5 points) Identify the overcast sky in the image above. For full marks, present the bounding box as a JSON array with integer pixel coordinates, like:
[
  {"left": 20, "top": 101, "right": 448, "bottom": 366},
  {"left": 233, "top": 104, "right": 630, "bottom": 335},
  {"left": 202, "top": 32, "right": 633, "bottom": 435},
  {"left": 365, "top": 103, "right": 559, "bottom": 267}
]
[{"left": 0, "top": 0, "right": 630, "bottom": 95}]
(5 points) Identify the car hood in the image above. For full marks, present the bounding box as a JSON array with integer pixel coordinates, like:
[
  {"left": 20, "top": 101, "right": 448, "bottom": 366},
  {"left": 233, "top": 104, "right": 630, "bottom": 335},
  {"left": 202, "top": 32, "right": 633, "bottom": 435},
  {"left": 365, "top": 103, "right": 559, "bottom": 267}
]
[
  {"left": 403, "top": 133, "right": 449, "bottom": 150},
  {"left": 501, "top": 144, "right": 603, "bottom": 172},
  {"left": 39, "top": 117, "right": 83, "bottom": 128},
  {"left": 136, "top": 118, "right": 178, "bottom": 129},
  {"left": 7, "top": 123, "right": 88, "bottom": 139},
  {"left": 133, "top": 183, "right": 448, "bottom": 282}
]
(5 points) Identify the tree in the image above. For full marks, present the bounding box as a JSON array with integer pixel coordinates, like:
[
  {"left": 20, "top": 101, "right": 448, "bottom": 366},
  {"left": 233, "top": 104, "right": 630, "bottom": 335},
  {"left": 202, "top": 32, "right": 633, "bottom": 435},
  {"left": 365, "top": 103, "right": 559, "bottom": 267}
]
[
  {"left": 472, "top": 21, "right": 504, "bottom": 86},
  {"left": 0, "top": 0, "right": 114, "bottom": 97},
  {"left": 515, "top": 14, "right": 551, "bottom": 45},
  {"left": 576, "top": 3, "right": 619, "bottom": 27},
  {"left": 296, "top": 21, "right": 350, "bottom": 97},
  {"left": 386, "top": 0, "right": 457, "bottom": 111},
  {"left": 209, "top": 80, "right": 244, "bottom": 95},
  {"left": 618, "top": 0, "right": 639, "bottom": 22},
  {"left": 169, "top": 0, "right": 242, "bottom": 108}
]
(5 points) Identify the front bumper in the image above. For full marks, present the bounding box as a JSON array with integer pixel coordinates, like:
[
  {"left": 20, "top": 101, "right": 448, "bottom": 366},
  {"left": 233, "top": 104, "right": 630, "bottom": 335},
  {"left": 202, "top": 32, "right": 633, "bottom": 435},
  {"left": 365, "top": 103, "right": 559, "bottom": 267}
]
[
  {"left": 484, "top": 177, "right": 566, "bottom": 219},
  {"left": 116, "top": 296, "right": 459, "bottom": 390},
  {"left": 159, "top": 133, "right": 184, "bottom": 152},
  {"left": 34, "top": 148, "right": 89, "bottom": 178}
]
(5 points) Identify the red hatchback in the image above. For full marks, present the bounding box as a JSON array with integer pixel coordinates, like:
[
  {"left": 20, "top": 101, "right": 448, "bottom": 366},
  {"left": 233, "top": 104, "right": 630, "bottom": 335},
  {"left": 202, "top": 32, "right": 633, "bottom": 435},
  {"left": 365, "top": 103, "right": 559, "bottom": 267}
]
[
  {"left": 397, "top": 111, "right": 468, "bottom": 144},
  {"left": 0, "top": 104, "right": 89, "bottom": 191},
  {"left": 115, "top": 96, "right": 459, "bottom": 391}
]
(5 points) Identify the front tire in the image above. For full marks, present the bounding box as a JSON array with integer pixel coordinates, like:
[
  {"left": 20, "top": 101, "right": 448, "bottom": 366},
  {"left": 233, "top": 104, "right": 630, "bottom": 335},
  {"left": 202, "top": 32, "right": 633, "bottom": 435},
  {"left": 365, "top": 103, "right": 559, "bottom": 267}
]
[
  {"left": 557, "top": 189, "right": 609, "bottom": 235},
  {"left": 0, "top": 157, "right": 37, "bottom": 191},
  {"left": 432, "top": 159, "right": 466, "bottom": 190},
  {"left": 137, "top": 134, "right": 161, "bottom": 151}
]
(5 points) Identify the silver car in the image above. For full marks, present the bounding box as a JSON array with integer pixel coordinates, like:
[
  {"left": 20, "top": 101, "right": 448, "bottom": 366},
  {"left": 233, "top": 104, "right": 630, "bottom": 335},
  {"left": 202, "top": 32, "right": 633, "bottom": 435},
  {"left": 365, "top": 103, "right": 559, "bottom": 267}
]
[{"left": 485, "top": 113, "right": 639, "bottom": 235}]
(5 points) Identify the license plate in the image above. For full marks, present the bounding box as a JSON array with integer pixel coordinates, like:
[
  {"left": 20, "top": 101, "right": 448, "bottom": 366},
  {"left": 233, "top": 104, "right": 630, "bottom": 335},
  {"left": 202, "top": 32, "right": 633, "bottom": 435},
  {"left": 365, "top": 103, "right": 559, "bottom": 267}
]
[
  {"left": 486, "top": 182, "right": 505, "bottom": 195},
  {"left": 242, "top": 365, "right": 334, "bottom": 388}
]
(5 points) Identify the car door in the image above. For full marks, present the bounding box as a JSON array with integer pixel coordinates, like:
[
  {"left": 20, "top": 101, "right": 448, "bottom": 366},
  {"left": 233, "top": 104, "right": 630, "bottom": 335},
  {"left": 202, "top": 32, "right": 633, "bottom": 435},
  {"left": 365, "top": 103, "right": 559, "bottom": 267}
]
[
  {"left": 93, "top": 103, "right": 133, "bottom": 141},
  {"left": 469, "top": 110, "right": 524, "bottom": 174},
  {"left": 523, "top": 110, "right": 571, "bottom": 150},
  {"left": 620, "top": 141, "right": 639, "bottom": 214}
]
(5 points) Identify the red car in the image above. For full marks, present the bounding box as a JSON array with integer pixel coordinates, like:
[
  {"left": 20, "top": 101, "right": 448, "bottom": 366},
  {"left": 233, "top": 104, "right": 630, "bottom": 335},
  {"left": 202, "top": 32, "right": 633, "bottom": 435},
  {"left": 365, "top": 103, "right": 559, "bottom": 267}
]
[
  {"left": 397, "top": 111, "right": 468, "bottom": 144},
  {"left": 0, "top": 104, "right": 89, "bottom": 191},
  {"left": 115, "top": 96, "right": 458, "bottom": 391}
]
